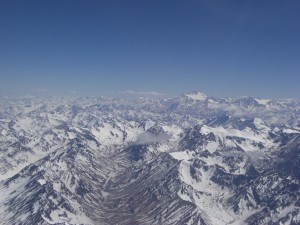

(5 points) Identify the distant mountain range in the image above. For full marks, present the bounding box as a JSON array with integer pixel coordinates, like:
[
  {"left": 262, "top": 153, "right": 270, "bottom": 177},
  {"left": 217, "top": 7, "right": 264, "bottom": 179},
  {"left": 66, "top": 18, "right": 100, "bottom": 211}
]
[{"left": 0, "top": 92, "right": 299, "bottom": 224}]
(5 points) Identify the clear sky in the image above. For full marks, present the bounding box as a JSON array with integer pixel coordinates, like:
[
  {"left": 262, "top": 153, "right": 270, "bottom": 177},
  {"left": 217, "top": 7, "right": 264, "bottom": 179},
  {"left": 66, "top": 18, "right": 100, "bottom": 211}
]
[{"left": 0, "top": 0, "right": 299, "bottom": 98}]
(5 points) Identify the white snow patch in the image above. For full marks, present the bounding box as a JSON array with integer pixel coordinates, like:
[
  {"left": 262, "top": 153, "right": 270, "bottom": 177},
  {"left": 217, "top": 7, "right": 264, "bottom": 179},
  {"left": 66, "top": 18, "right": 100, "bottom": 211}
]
[
  {"left": 53, "top": 181, "right": 61, "bottom": 192},
  {"left": 144, "top": 120, "right": 155, "bottom": 130},
  {"left": 156, "top": 144, "right": 171, "bottom": 152},
  {"left": 283, "top": 128, "right": 300, "bottom": 134},
  {"left": 67, "top": 132, "right": 76, "bottom": 139},
  {"left": 37, "top": 179, "right": 46, "bottom": 185},
  {"left": 185, "top": 92, "right": 207, "bottom": 101},
  {"left": 254, "top": 98, "right": 270, "bottom": 105},
  {"left": 208, "top": 98, "right": 217, "bottom": 104},
  {"left": 170, "top": 151, "right": 193, "bottom": 161},
  {"left": 162, "top": 125, "right": 182, "bottom": 142},
  {"left": 1, "top": 129, "right": 7, "bottom": 136},
  {"left": 253, "top": 118, "right": 270, "bottom": 131},
  {"left": 206, "top": 141, "right": 219, "bottom": 153},
  {"left": 42, "top": 215, "right": 55, "bottom": 224},
  {"left": 200, "top": 125, "right": 276, "bottom": 151},
  {"left": 177, "top": 190, "right": 192, "bottom": 202}
]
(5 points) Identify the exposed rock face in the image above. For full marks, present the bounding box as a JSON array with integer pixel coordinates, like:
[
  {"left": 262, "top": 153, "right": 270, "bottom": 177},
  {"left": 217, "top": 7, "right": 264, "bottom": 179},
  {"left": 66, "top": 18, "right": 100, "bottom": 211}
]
[{"left": 0, "top": 94, "right": 299, "bottom": 224}]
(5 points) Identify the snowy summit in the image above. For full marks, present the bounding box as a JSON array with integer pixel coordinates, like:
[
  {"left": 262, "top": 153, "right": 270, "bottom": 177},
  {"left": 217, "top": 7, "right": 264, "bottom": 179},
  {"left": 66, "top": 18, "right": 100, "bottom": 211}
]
[{"left": 184, "top": 91, "right": 208, "bottom": 101}]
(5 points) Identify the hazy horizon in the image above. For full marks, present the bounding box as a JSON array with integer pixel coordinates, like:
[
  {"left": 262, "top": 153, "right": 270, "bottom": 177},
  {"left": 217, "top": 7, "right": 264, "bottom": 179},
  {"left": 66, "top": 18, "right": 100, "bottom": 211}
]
[{"left": 1, "top": 0, "right": 299, "bottom": 98}]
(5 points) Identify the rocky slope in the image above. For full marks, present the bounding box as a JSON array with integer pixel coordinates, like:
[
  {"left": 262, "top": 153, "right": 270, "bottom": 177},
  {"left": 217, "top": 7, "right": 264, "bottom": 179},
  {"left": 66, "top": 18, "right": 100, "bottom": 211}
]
[{"left": 0, "top": 93, "right": 299, "bottom": 224}]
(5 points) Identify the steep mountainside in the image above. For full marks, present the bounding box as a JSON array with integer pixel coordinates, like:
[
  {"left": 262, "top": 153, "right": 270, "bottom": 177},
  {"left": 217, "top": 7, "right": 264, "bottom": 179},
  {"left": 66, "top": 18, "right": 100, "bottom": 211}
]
[{"left": 0, "top": 93, "right": 299, "bottom": 224}]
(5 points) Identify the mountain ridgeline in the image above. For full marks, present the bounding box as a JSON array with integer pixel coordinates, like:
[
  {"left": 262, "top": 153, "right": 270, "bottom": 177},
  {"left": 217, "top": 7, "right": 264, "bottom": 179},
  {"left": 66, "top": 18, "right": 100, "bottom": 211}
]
[{"left": 0, "top": 92, "right": 299, "bottom": 225}]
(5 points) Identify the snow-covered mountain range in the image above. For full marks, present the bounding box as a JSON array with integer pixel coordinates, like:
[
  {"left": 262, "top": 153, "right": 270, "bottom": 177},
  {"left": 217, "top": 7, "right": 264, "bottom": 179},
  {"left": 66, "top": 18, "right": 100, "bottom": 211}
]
[{"left": 0, "top": 92, "right": 299, "bottom": 225}]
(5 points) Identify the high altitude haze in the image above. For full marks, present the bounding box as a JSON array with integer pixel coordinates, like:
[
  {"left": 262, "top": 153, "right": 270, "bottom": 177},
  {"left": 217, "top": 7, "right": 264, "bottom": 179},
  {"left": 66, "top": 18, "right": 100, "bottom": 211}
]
[{"left": 0, "top": 0, "right": 299, "bottom": 98}]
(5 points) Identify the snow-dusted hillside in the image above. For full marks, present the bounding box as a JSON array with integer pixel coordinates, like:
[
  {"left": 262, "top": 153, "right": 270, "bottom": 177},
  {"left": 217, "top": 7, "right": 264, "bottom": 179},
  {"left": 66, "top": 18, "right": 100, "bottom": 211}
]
[{"left": 0, "top": 93, "right": 299, "bottom": 225}]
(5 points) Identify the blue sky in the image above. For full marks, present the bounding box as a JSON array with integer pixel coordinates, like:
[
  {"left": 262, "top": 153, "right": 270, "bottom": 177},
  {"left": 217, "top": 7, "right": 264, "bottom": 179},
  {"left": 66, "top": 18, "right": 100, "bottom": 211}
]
[{"left": 0, "top": 0, "right": 299, "bottom": 98}]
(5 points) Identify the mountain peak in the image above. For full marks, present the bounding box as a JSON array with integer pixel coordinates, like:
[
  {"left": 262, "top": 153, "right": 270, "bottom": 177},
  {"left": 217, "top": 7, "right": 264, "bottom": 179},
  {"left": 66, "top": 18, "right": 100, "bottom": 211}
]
[{"left": 184, "top": 91, "right": 207, "bottom": 101}]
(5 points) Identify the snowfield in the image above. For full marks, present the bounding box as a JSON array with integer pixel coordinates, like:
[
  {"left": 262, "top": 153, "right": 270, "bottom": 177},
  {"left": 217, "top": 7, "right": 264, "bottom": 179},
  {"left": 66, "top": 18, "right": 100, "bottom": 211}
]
[{"left": 0, "top": 93, "right": 299, "bottom": 225}]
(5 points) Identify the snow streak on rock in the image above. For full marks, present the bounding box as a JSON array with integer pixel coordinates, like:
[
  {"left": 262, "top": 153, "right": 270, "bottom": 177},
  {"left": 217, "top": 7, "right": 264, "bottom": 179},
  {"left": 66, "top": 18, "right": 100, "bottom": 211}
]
[{"left": 0, "top": 93, "right": 299, "bottom": 225}]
